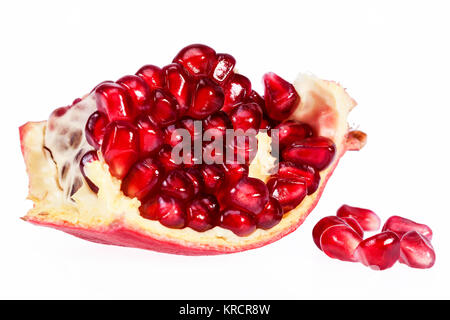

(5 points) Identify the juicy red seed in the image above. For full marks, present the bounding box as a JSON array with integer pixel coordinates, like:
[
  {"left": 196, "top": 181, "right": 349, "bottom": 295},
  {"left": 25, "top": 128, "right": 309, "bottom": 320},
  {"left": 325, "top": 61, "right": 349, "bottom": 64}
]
[
  {"left": 140, "top": 195, "right": 186, "bottom": 228},
  {"left": 203, "top": 140, "right": 225, "bottom": 164},
  {"left": 227, "top": 177, "right": 269, "bottom": 215},
  {"left": 229, "top": 102, "right": 263, "bottom": 131},
  {"left": 247, "top": 90, "right": 266, "bottom": 112},
  {"left": 116, "top": 75, "right": 151, "bottom": 113},
  {"left": 158, "top": 145, "right": 181, "bottom": 171},
  {"left": 185, "top": 167, "right": 204, "bottom": 196},
  {"left": 337, "top": 204, "right": 381, "bottom": 232},
  {"left": 275, "top": 120, "right": 313, "bottom": 149},
  {"left": 320, "top": 225, "right": 363, "bottom": 262},
  {"left": 222, "top": 162, "right": 249, "bottom": 187},
  {"left": 203, "top": 111, "right": 231, "bottom": 140},
  {"left": 136, "top": 65, "right": 165, "bottom": 91},
  {"left": 267, "top": 178, "right": 307, "bottom": 212},
  {"left": 263, "top": 72, "right": 300, "bottom": 121},
  {"left": 163, "top": 124, "right": 184, "bottom": 147},
  {"left": 282, "top": 136, "right": 336, "bottom": 171},
  {"left": 312, "top": 216, "right": 347, "bottom": 249},
  {"left": 341, "top": 217, "right": 364, "bottom": 238},
  {"left": 255, "top": 197, "right": 283, "bottom": 230},
  {"left": 354, "top": 231, "right": 400, "bottom": 270},
  {"left": 259, "top": 118, "right": 272, "bottom": 131},
  {"left": 79, "top": 151, "right": 99, "bottom": 193},
  {"left": 121, "top": 158, "right": 162, "bottom": 200},
  {"left": 180, "top": 117, "right": 202, "bottom": 143},
  {"left": 189, "top": 78, "right": 225, "bottom": 119},
  {"left": 200, "top": 164, "right": 224, "bottom": 194},
  {"left": 85, "top": 111, "right": 108, "bottom": 149},
  {"left": 399, "top": 231, "right": 436, "bottom": 269},
  {"left": 162, "top": 63, "right": 192, "bottom": 113},
  {"left": 186, "top": 195, "right": 220, "bottom": 232},
  {"left": 220, "top": 209, "right": 256, "bottom": 237},
  {"left": 160, "top": 169, "right": 195, "bottom": 201},
  {"left": 211, "top": 53, "right": 236, "bottom": 83},
  {"left": 135, "top": 115, "right": 163, "bottom": 156},
  {"left": 101, "top": 121, "right": 139, "bottom": 179},
  {"left": 95, "top": 82, "right": 134, "bottom": 122},
  {"left": 226, "top": 134, "right": 258, "bottom": 165},
  {"left": 173, "top": 44, "right": 216, "bottom": 78},
  {"left": 382, "top": 215, "right": 433, "bottom": 241},
  {"left": 276, "top": 161, "right": 320, "bottom": 195},
  {"left": 148, "top": 89, "right": 180, "bottom": 126},
  {"left": 222, "top": 74, "right": 252, "bottom": 113}
]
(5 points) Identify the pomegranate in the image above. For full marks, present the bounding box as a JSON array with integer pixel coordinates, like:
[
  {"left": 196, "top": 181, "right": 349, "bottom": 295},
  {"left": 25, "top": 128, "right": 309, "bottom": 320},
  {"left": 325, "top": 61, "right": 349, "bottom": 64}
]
[
  {"left": 399, "top": 231, "right": 436, "bottom": 269},
  {"left": 19, "top": 44, "right": 366, "bottom": 255},
  {"left": 337, "top": 204, "right": 381, "bottom": 232},
  {"left": 320, "top": 225, "right": 362, "bottom": 262},
  {"left": 354, "top": 232, "right": 400, "bottom": 270},
  {"left": 382, "top": 215, "right": 432, "bottom": 241}
]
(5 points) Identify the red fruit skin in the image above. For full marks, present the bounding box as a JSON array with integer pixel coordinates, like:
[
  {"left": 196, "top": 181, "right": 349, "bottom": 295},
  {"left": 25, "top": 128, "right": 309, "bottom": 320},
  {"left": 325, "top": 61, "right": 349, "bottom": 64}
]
[
  {"left": 312, "top": 216, "right": 347, "bottom": 250},
  {"left": 136, "top": 65, "right": 165, "bottom": 91},
  {"left": 337, "top": 204, "right": 381, "bottom": 232},
  {"left": 399, "top": 231, "right": 435, "bottom": 269},
  {"left": 382, "top": 215, "right": 433, "bottom": 241},
  {"left": 354, "top": 231, "right": 400, "bottom": 270},
  {"left": 320, "top": 225, "right": 362, "bottom": 262}
]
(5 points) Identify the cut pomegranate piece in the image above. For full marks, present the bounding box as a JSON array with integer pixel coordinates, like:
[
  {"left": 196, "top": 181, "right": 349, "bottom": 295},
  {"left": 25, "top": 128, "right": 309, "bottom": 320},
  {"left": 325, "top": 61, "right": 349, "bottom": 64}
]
[
  {"left": 85, "top": 111, "right": 108, "bottom": 149},
  {"left": 101, "top": 121, "right": 139, "bottom": 179},
  {"left": 399, "top": 231, "right": 435, "bottom": 269},
  {"left": 188, "top": 78, "right": 225, "bottom": 119},
  {"left": 162, "top": 63, "right": 192, "bottom": 113},
  {"left": 276, "top": 162, "right": 320, "bottom": 195},
  {"left": 226, "top": 177, "right": 269, "bottom": 215},
  {"left": 186, "top": 195, "right": 220, "bottom": 232},
  {"left": 267, "top": 177, "right": 307, "bottom": 212},
  {"left": 282, "top": 136, "right": 336, "bottom": 171},
  {"left": 341, "top": 217, "right": 364, "bottom": 238},
  {"left": 312, "top": 216, "right": 347, "bottom": 249},
  {"left": 254, "top": 197, "right": 283, "bottom": 230},
  {"left": 136, "top": 65, "right": 165, "bottom": 91},
  {"left": 160, "top": 169, "right": 195, "bottom": 201},
  {"left": 94, "top": 82, "right": 134, "bottom": 122},
  {"left": 135, "top": 115, "right": 163, "bottom": 156},
  {"left": 211, "top": 53, "right": 235, "bottom": 83},
  {"left": 320, "top": 225, "right": 362, "bottom": 262},
  {"left": 117, "top": 75, "right": 151, "bottom": 114},
  {"left": 382, "top": 215, "right": 432, "bottom": 241},
  {"left": 147, "top": 89, "right": 180, "bottom": 126},
  {"left": 222, "top": 74, "right": 252, "bottom": 113},
  {"left": 220, "top": 209, "right": 256, "bottom": 237},
  {"left": 354, "top": 231, "right": 400, "bottom": 270},
  {"left": 200, "top": 164, "right": 224, "bottom": 194},
  {"left": 222, "top": 162, "right": 249, "bottom": 188},
  {"left": 79, "top": 151, "right": 99, "bottom": 193},
  {"left": 263, "top": 72, "right": 300, "bottom": 121},
  {"left": 173, "top": 44, "right": 216, "bottom": 78},
  {"left": 141, "top": 195, "right": 186, "bottom": 229},
  {"left": 158, "top": 145, "right": 181, "bottom": 171},
  {"left": 275, "top": 120, "right": 313, "bottom": 149},
  {"left": 337, "top": 204, "right": 381, "bottom": 232},
  {"left": 121, "top": 158, "right": 162, "bottom": 200},
  {"left": 229, "top": 102, "right": 263, "bottom": 131}
]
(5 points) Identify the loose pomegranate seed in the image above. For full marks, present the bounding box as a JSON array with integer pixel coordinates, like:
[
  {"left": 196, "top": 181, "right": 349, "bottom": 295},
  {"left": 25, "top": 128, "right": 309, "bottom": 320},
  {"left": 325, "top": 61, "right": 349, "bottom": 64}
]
[
  {"left": 267, "top": 177, "right": 307, "bottom": 212},
  {"left": 382, "top": 215, "right": 433, "bottom": 241},
  {"left": 173, "top": 44, "right": 216, "bottom": 78},
  {"left": 160, "top": 169, "right": 195, "bottom": 201},
  {"left": 222, "top": 162, "right": 249, "bottom": 188},
  {"left": 140, "top": 195, "right": 186, "bottom": 228},
  {"left": 211, "top": 53, "right": 236, "bottom": 83},
  {"left": 158, "top": 145, "right": 181, "bottom": 171},
  {"left": 355, "top": 231, "right": 400, "bottom": 270},
  {"left": 341, "top": 217, "right": 364, "bottom": 238},
  {"left": 203, "top": 111, "right": 231, "bottom": 140},
  {"left": 147, "top": 89, "right": 180, "bottom": 127},
  {"left": 399, "top": 231, "right": 435, "bottom": 269},
  {"left": 227, "top": 177, "right": 269, "bottom": 215},
  {"left": 121, "top": 158, "right": 163, "bottom": 200},
  {"left": 200, "top": 164, "right": 224, "bottom": 194},
  {"left": 135, "top": 115, "right": 163, "bottom": 156},
  {"left": 222, "top": 74, "right": 252, "bottom": 113},
  {"left": 79, "top": 151, "right": 99, "bottom": 193},
  {"left": 229, "top": 102, "right": 263, "bottom": 131},
  {"left": 185, "top": 167, "right": 204, "bottom": 196},
  {"left": 276, "top": 162, "right": 320, "bottom": 195},
  {"left": 282, "top": 136, "right": 336, "bottom": 171},
  {"left": 186, "top": 195, "right": 220, "bottom": 232},
  {"left": 189, "top": 78, "right": 225, "bottom": 119},
  {"left": 337, "top": 204, "right": 381, "bottom": 232},
  {"left": 320, "top": 225, "right": 362, "bottom": 262},
  {"left": 95, "top": 82, "right": 134, "bottom": 122},
  {"left": 136, "top": 65, "right": 165, "bottom": 91},
  {"left": 312, "top": 216, "right": 347, "bottom": 249},
  {"left": 85, "top": 111, "right": 108, "bottom": 149},
  {"left": 254, "top": 196, "right": 283, "bottom": 230},
  {"left": 117, "top": 75, "right": 151, "bottom": 113},
  {"left": 220, "top": 209, "right": 256, "bottom": 236},
  {"left": 263, "top": 72, "right": 300, "bottom": 121},
  {"left": 275, "top": 120, "right": 313, "bottom": 150},
  {"left": 101, "top": 121, "right": 139, "bottom": 179},
  {"left": 163, "top": 63, "right": 192, "bottom": 113}
]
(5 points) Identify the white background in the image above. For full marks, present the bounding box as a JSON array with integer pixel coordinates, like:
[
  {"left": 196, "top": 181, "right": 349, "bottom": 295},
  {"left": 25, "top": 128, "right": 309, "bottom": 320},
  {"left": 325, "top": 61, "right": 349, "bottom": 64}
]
[{"left": 1, "top": 0, "right": 449, "bottom": 299}]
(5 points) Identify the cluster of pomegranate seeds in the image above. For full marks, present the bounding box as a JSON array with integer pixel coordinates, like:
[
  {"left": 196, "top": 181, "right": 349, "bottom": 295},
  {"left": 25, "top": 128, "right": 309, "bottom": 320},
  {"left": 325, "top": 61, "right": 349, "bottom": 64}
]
[
  {"left": 80, "top": 44, "right": 337, "bottom": 236},
  {"left": 313, "top": 204, "right": 436, "bottom": 270}
]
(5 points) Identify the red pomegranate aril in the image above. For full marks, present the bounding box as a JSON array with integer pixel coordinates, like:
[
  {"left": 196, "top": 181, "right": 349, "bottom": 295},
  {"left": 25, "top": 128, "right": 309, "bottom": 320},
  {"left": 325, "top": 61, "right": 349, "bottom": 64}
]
[
  {"left": 263, "top": 72, "right": 300, "bottom": 121},
  {"left": 211, "top": 53, "right": 236, "bottom": 83},
  {"left": 101, "top": 121, "right": 139, "bottom": 179},
  {"left": 189, "top": 78, "right": 225, "bottom": 119},
  {"left": 95, "top": 82, "right": 134, "bottom": 122},
  {"left": 148, "top": 89, "right": 180, "bottom": 126},
  {"left": 341, "top": 217, "right": 364, "bottom": 238},
  {"left": 312, "top": 216, "right": 347, "bottom": 249},
  {"left": 186, "top": 195, "right": 220, "bottom": 232},
  {"left": 229, "top": 102, "right": 263, "bottom": 131},
  {"left": 275, "top": 120, "right": 313, "bottom": 149},
  {"left": 337, "top": 204, "right": 381, "bottom": 232},
  {"left": 203, "top": 111, "right": 231, "bottom": 140},
  {"left": 276, "top": 162, "right": 320, "bottom": 195},
  {"left": 173, "top": 44, "right": 216, "bottom": 78},
  {"left": 135, "top": 115, "right": 163, "bottom": 156},
  {"left": 160, "top": 169, "right": 195, "bottom": 201},
  {"left": 117, "top": 75, "right": 151, "bottom": 113},
  {"left": 226, "top": 134, "right": 258, "bottom": 164},
  {"left": 163, "top": 63, "right": 192, "bottom": 113},
  {"left": 140, "top": 195, "right": 186, "bottom": 228},
  {"left": 282, "top": 136, "right": 336, "bottom": 171},
  {"left": 267, "top": 177, "right": 307, "bottom": 212},
  {"left": 185, "top": 167, "right": 204, "bottom": 196},
  {"left": 158, "top": 145, "right": 181, "bottom": 171},
  {"left": 227, "top": 177, "right": 269, "bottom": 215},
  {"left": 163, "top": 124, "right": 184, "bottom": 148},
  {"left": 180, "top": 117, "right": 202, "bottom": 143},
  {"left": 382, "top": 215, "right": 433, "bottom": 241},
  {"left": 79, "top": 151, "right": 99, "bottom": 193},
  {"left": 247, "top": 90, "right": 266, "bottom": 112},
  {"left": 399, "top": 231, "right": 435, "bottom": 269},
  {"left": 255, "top": 197, "right": 283, "bottom": 230},
  {"left": 136, "top": 64, "right": 165, "bottom": 91},
  {"left": 220, "top": 209, "right": 256, "bottom": 237},
  {"left": 121, "top": 158, "right": 162, "bottom": 200},
  {"left": 354, "top": 231, "right": 400, "bottom": 270},
  {"left": 85, "top": 111, "right": 108, "bottom": 149},
  {"left": 320, "top": 225, "right": 362, "bottom": 262},
  {"left": 200, "top": 164, "right": 224, "bottom": 194},
  {"left": 222, "top": 74, "right": 252, "bottom": 113},
  {"left": 222, "top": 162, "right": 249, "bottom": 187}
]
